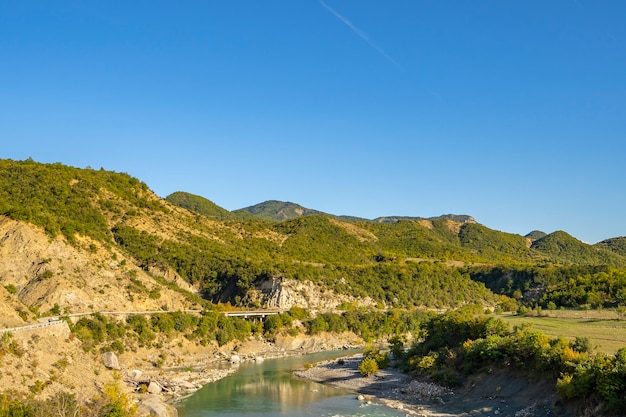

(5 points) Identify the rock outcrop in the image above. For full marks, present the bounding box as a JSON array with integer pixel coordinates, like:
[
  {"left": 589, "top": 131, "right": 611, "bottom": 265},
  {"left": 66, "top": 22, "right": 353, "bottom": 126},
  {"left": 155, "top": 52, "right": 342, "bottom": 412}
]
[{"left": 252, "top": 276, "right": 374, "bottom": 311}]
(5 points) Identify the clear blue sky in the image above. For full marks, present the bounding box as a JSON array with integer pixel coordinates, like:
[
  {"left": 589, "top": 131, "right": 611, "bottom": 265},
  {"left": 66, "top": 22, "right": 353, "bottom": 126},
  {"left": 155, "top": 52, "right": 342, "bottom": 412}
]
[{"left": 2, "top": 1, "right": 625, "bottom": 243}]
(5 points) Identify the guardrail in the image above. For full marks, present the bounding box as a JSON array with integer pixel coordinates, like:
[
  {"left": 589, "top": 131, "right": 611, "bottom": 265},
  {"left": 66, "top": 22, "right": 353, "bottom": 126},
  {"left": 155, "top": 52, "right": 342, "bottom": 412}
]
[
  {"left": 0, "top": 309, "right": 282, "bottom": 334},
  {"left": 0, "top": 319, "right": 66, "bottom": 334},
  {"left": 224, "top": 310, "right": 280, "bottom": 318}
]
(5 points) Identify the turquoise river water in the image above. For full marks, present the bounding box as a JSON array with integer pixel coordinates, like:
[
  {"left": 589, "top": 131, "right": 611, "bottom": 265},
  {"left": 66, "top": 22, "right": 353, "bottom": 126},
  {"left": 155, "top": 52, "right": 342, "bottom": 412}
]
[{"left": 176, "top": 351, "right": 407, "bottom": 417}]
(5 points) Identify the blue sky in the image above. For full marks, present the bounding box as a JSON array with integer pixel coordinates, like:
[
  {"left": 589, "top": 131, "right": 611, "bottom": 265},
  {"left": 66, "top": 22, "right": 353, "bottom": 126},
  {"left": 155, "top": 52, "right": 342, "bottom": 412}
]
[{"left": 1, "top": 1, "right": 625, "bottom": 243}]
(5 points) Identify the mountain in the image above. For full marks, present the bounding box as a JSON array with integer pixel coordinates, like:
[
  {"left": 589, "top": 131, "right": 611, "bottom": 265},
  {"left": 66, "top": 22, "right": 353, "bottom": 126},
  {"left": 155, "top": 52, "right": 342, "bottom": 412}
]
[
  {"left": 595, "top": 237, "right": 626, "bottom": 257},
  {"left": 2, "top": 158, "right": 626, "bottom": 316},
  {"left": 234, "top": 199, "right": 477, "bottom": 226},
  {"left": 166, "top": 191, "right": 233, "bottom": 220},
  {"left": 458, "top": 223, "right": 537, "bottom": 262},
  {"left": 525, "top": 230, "right": 548, "bottom": 241},
  {"left": 374, "top": 214, "right": 476, "bottom": 224},
  {"left": 3, "top": 158, "right": 626, "bottom": 413},
  {"left": 234, "top": 200, "right": 324, "bottom": 221},
  {"left": 531, "top": 231, "right": 625, "bottom": 265}
]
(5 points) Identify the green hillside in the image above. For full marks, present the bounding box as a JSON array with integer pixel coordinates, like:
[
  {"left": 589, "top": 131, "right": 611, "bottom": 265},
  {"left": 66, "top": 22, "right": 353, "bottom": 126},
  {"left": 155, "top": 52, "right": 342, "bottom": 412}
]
[
  {"left": 458, "top": 223, "right": 538, "bottom": 263},
  {"left": 234, "top": 200, "right": 324, "bottom": 221},
  {"left": 526, "top": 230, "right": 548, "bottom": 240},
  {"left": 166, "top": 191, "right": 233, "bottom": 220},
  {"left": 3, "top": 158, "right": 626, "bottom": 312},
  {"left": 0, "top": 158, "right": 163, "bottom": 243},
  {"left": 362, "top": 219, "right": 472, "bottom": 261},
  {"left": 532, "top": 231, "right": 626, "bottom": 266},
  {"left": 273, "top": 215, "right": 374, "bottom": 264},
  {"left": 596, "top": 237, "right": 626, "bottom": 257}
]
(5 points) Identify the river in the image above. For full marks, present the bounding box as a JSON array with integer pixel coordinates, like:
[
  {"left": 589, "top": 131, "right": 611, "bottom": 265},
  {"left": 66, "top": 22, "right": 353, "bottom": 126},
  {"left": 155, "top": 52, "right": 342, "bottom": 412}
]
[{"left": 176, "top": 352, "right": 408, "bottom": 417}]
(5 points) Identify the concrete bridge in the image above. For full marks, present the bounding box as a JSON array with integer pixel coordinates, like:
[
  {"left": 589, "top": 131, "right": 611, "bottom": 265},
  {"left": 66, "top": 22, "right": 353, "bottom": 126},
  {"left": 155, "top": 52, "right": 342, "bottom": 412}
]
[{"left": 223, "top": 310, "right": 280, "bottom": 319}]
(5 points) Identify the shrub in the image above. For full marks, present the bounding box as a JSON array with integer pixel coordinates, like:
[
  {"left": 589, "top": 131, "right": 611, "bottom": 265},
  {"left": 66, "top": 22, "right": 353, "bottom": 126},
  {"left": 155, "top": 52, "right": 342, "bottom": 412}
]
[
  {"left": 289, "top": 306, "right": 310, "bottom": 320},
  {"left": 363, "top": 345, "right": 389, "bottom": 369},
  {"left": 358, "top": 357, "right": 379, "bottom": 376},
  {"left": 4, "top": 284, "right": 17, "bottom": 294},
  {"left": 263, "top": 314, "right": 283, "bottom": 336}
]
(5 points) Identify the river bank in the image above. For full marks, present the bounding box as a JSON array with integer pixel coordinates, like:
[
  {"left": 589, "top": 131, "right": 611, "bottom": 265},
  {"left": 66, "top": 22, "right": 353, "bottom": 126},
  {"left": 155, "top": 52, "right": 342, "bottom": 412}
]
[
  {"left": 122, "top": 333, "right": 362, "bottom": 416},
  {"left": 294, "top": 354, "right": 565, "bottom": 417}
]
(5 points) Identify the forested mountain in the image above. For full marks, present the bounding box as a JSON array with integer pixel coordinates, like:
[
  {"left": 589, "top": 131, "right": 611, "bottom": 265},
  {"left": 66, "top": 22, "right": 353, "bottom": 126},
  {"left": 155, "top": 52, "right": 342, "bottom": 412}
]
[
  {"left": 2, "top": 158, "right": 626, "bottom": 315},
  {"left": 230, "top": 199, "right": 477, "bottom": 225},
  {"left": 373, "top": 214, "right": 476, "bottom": 224},
  {"left": 596, "top": 236, "right": 626, "bottom": 257},
  {"left": 531, "top": 230, "right": 625, "bottom": 265},
  {"left": 233, "top": 200, "right": 324, "bottom": 221},
  {"left": 165, "top": 191, "right": 233, "bottom": 220},
  {"left": 525, "top": 230, "right": 548, "bottom": 240}
]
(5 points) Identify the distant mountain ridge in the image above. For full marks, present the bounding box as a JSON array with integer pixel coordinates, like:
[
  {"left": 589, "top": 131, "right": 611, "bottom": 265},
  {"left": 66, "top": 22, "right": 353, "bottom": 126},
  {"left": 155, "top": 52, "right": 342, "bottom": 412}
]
[
  {"left": 233, "top": 200, "right": 476, "bottom": 225},
  {"left": 373, "top": 214, "right": 476, "bottom": 224},
  {"left": 233, "top": 200, "right": 323, "bottom": 221}
]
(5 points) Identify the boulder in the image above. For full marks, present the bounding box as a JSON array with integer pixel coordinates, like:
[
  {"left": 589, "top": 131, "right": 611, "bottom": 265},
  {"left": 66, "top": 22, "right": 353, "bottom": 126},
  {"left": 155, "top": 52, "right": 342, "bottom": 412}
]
[
  {"left": 230, "top": 354, "right": 241, "bottom": 364},
  {"left": 138, "top": 396, "right": 178, "bottom": 417},
  {"left": 102, "top": 352, "right": 120, "bottom": 370},
  {"left": 128, "top": 369, "right": 142, "bottom": 379},
  {"left": 147, "top": 381, "right": 163, "bottom": 394}
]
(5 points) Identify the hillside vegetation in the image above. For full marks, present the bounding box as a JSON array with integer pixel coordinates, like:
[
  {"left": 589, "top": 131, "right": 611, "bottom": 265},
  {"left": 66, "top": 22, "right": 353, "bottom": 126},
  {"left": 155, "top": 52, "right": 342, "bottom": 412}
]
[
  {"left": 3, "top": 158, "right": 626, "bottom": 416},
  {"left": 165, "top": 191, "right": 234, "bottom": 220},
  {"left": 2, "top": 158, "right": 626, "bottom": 315},
  {"left": 234, "top": 200, "right": 324, "bottom": 221}
]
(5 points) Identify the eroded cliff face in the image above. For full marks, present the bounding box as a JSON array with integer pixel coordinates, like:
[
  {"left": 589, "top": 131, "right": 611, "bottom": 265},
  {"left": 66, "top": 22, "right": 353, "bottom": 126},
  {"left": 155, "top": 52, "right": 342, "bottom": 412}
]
[
  {"left": 250, "top": 276, "right": 374, "bottom": 311},
  {"left": 0, "top": 216, "right": 198, "bottom": 327}
]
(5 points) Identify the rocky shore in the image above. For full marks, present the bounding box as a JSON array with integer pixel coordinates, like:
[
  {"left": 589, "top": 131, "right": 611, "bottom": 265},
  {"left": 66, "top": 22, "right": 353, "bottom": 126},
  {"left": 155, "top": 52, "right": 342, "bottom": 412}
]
[
  {"left": 115, "top": 333, "right": 362, "bottom": 417},
  {"left": 294, "top": 354, "right": 563, "bottom": 417}
]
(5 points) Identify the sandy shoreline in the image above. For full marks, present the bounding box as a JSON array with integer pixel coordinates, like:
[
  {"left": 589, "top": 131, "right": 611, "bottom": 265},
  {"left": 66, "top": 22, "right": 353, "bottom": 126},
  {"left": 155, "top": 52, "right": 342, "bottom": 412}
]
[{"left": 293, "top": 354, "right": 562, "bottom": 417}]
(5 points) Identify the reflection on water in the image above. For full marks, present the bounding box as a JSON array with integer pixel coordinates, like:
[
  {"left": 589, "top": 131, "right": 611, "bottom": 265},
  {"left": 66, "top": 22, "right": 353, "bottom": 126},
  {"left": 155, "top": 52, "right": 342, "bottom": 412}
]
[{"left": 177, "top": 352, "right": 407, "bottom": 417}]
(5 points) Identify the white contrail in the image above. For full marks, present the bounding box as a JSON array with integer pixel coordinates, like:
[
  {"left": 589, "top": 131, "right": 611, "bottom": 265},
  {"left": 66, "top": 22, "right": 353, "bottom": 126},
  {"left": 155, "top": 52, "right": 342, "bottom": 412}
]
[{"left": 319, "top": 0, "right": 401, "bottom": 68}]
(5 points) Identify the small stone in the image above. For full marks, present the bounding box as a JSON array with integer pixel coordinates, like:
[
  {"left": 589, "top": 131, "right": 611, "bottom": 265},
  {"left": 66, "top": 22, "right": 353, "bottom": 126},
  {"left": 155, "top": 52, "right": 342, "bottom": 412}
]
[{"left": 357, "top": 395, "right": 365, "bottom": 401}]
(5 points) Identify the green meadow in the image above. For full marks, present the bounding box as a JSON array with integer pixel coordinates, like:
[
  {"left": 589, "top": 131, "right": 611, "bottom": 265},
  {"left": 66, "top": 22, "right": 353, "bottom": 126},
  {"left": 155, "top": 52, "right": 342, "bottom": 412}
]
[{"left": 498, "top": 311, "right": 626, "bottom": 354}]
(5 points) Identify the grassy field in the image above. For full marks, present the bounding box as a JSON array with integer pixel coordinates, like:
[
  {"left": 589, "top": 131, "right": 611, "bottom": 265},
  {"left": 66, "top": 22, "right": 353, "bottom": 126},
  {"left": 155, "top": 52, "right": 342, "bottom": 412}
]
[{"left": 497, "top": 312, "right": 626, "bottom": 354}]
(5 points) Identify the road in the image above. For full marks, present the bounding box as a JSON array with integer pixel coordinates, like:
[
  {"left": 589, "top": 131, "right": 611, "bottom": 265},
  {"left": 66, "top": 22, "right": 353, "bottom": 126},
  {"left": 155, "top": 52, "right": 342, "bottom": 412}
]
[{"left": 0, "top": 309, "right": 280, "bottom": 334}]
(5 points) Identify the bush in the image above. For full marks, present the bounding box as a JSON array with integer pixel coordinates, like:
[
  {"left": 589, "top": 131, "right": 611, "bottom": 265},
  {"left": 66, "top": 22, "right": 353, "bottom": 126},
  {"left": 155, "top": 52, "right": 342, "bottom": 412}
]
[
  {"left": 363, "top": 345, "right": 389, "bottom": 369},
  {"left": 263, "top": 314, "right": 283, "bottom": 336},
  {"left": 358, "top": 357, "right": 379, "bottom": 376},
  {"left": 4, "top": 284, "right": 17, "bottom": 294},
  {"left": 288, "top": 306, "right": 310, "bottom": 320}
]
